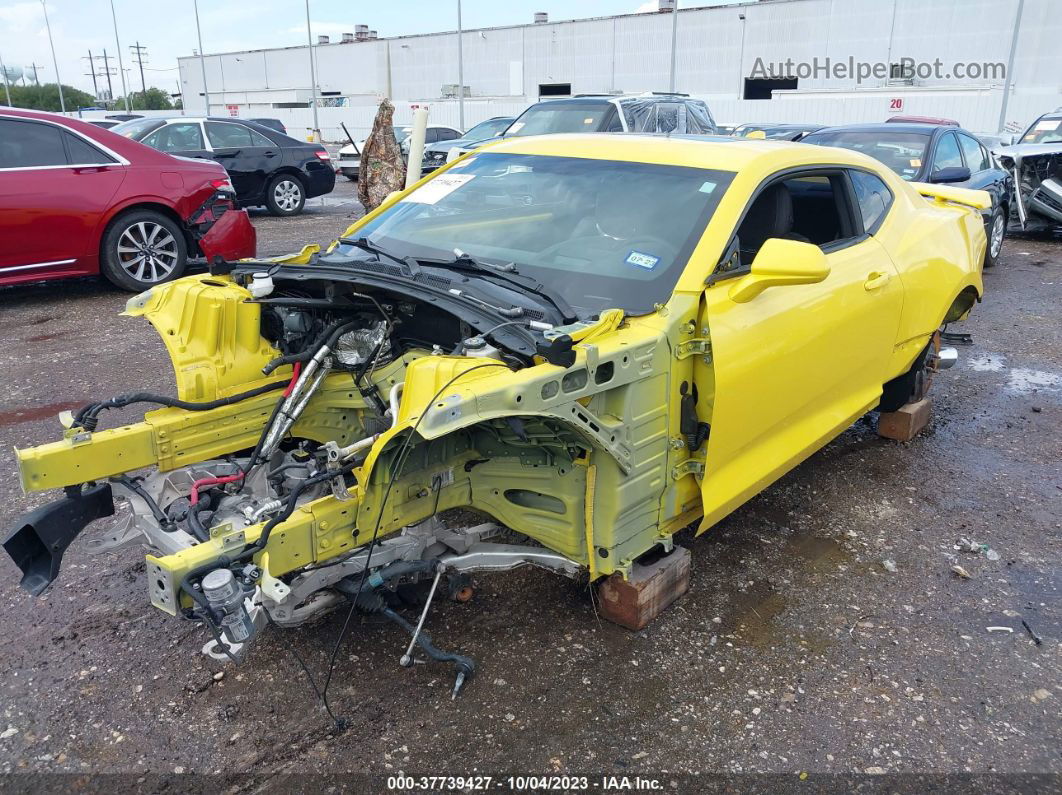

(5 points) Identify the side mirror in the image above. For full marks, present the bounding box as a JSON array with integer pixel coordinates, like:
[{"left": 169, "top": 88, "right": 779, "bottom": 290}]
[
  {"left": 728, "top": 238, "right": 830, "bottom": 304},
  {"left": 929, "top": 166, "right": 971, "bottom": 184}
]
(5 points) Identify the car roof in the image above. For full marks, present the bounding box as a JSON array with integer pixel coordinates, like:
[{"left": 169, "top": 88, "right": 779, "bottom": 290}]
[
  {"left": 476, "top": 132, "right": 886, "bottom": 174},
  {"left": 808, "top": 123, "right": 955, "bottom": 135}
]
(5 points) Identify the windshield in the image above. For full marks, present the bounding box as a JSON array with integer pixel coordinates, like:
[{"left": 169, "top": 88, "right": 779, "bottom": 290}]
[
  {"left": 1020, "top": 116, "right": 1062, "bottom": 145},
  {"left": 111, "top": 117, "right": 164, "bottom": 139},
  {"left": 506, "top": 103, "right": 612, "bottom": 137},
  {"left": 464, "top": 118, "right": 512, "bottom": 140},
  {"left": 804, "top": 130, "right": 930, "bottom": 180},
  {"left": 338, "top": 152, "right": 734, "bottom": 316}
]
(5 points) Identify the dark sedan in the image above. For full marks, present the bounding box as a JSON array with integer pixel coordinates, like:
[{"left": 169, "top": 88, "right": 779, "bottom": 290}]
[
  {"left": 112, "top": 116, "right": 335, "bottom": 216},
  {"left": 803, "top": 123, "right": 1013, "bottom": 267},
  {"left": 420, "top": 116, "right": 514, "bottom": 175}
]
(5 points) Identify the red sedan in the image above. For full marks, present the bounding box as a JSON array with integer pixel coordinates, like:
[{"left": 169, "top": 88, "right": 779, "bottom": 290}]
[{"left": 0, "top": 108, "right": 256, "bottom": 291}]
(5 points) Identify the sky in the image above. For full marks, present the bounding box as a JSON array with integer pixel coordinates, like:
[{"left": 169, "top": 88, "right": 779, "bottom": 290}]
[{"left": 0, "top": 0, "right": 742, "bottom": 99}]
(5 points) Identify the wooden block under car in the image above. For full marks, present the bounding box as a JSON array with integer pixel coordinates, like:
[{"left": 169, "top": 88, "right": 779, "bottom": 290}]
[
  {"left": 877, "top": 397, "right": 932, "bottom": 441},
  {"left": 597, "top": 546, "right": 691, "bottom": 631}
]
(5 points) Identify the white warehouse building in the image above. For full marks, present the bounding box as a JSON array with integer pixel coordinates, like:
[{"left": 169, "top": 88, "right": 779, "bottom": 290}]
[{"left": 177, "top": 0, "right": 1061, "bottom": 142}]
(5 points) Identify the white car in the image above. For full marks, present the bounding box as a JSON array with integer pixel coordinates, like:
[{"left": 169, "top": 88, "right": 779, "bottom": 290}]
[{"left": 338, "top": 124, "right": 462, "bottom": 180}]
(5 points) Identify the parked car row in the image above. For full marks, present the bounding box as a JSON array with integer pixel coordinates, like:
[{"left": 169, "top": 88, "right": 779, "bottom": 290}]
[{"left": 0, "top": 108, "right": 256, "bottom": 290}]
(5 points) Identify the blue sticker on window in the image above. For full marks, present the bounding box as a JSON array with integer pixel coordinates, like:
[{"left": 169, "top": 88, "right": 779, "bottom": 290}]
[{"left": 626, "top": 250, "right": 660, "bottom": 270}]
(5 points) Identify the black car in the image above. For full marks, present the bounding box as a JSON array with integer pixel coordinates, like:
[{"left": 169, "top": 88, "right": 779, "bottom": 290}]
[
  {"left": 803, "top": 123, "right": 1013, "bottom": 267},
  {"left": 420, "top": 116, "right": 514, "bottom": 175},
  {"left": 112, "top": 116, "right": 335, "bottom": 216},
  {"left": 248, "top": 117, "right": 287, "bottom": 135}
]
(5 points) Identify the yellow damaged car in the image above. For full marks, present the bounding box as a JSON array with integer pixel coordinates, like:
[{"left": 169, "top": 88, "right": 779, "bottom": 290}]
[{"left": 4, "top": 135, "right": 987, "bottom": 693}]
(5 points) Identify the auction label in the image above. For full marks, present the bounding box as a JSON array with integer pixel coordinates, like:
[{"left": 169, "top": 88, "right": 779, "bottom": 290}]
[
  {"left": 385, "top": 774, "right": 664, "bottom": 791},
  {"left": 402, "top": 173, "right": 476, "bottom": 204}
]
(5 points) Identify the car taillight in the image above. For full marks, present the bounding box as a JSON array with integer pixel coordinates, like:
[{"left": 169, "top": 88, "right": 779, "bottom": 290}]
[
  {"left": 314, "top": 149, "right": 331, "bottom": 161},
  {"left": 210, "top": 177, "right": 235, "bottom": 192}
]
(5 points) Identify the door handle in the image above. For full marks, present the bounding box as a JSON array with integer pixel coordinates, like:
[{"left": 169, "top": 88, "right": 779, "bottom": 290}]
[
  {"left": 264, "top": 150, "right": 277, "bottom": 157},
  {"left": 864, "top": 271, "right": 891, "bottom": 291}
]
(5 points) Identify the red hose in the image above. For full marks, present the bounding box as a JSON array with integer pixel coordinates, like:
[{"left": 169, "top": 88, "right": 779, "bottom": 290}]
[{"left": 189, "top": 362, "right": 303, "bottom": 505}]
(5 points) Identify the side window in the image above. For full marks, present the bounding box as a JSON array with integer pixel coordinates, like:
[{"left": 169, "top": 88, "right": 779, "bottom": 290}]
[
  {"left": 849, "top": 170, "right": 893, "bottom": 233},
  {"left": 735, "top": 172, "right": 857, "bottom": 267},
  {"left": 64, "top": 132, "right": 115, "bottom": 165},
  {"left": 959, "top": 134, "right": 989, "bottom": 172},
  {"left": 206, "top": 122, "right": 254, "bottom": 148},
  {"left": 423, "top": 129, "right": 440, "bottom": 144},
  {"left": 603, "top": 111, "right": 624, "bottom": 132},
  {"left": 0, "top": 119, "right": 66, "bottom": 168},
  {"left": 248, "top": 128, "right": 273, "bottom": 147},
  {"left": 932, "top": 133, "right": 963, "bottom": 173},
  {"left": 147, "top": 123, "right": 205, "bottom": 152},
  {"left": 439, "top": 128, "right": 461, "bottom": 141}
]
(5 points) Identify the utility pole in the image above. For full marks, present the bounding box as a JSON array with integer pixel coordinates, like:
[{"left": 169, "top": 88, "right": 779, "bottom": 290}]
[
  {"left": 457, "top": 0, "right": 465, "bottom": 129},
  {"left": 29, "top": 62, "right": 42, "bottom": 87},
  {"left": 0, "top": 50, "right": 12, "bottom": 106},
  {"left": 668, "top": 0, "right": 679, "bottom": 93},
  {"left": 193, "top": 0, "right": 210, "bottom": 113},
  {"left": 109, "top": 0, "right": 131, "bottom": 112},
  {"left": 304, "top": 0, "right": 320, "bottom": 140},
  {"left": 130, "top": 41, "right": 148, "bottom": 99},
  {"left": 99, "top": 50, "right": 115, "bottom": 104},
  {"left": 998, "top": 0, "right": 1026, "bottom": 134},
  {"left": 40, "top": 0, "right": 65, "bottom": 111},
  {"left": 84, "top": 50, "right": 100, "bottom": 99}
]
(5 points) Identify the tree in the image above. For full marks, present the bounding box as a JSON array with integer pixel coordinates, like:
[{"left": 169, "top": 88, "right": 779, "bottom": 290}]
[
  {"left": 122, "top": 87, "right": 174, "bottom": 110},
  {"left": 6, "top": 83, "right": 96, "bottom": 112}
]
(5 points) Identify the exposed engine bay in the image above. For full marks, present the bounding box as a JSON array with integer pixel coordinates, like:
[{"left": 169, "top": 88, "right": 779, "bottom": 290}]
[
  {"left": 4, "top": 250, "right": 691, "bottom": 701},
  {"left": 996, "top": 146, "right": 1062, "bottom": 231}
]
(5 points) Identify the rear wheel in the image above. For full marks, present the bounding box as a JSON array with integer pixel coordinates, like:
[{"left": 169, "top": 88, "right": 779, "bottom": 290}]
[
  {"left": 100, "top": 210, "right": 187, "bottom": 292},
  {"left": 265, "top": 174, "right": 305, "bottom": 216},
  {"left": 983, "top": 206, "right": 1006, "bottom": 268}
]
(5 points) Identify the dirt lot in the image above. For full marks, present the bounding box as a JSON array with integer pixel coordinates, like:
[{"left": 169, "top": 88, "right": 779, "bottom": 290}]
[{"left": 0, "top": 179, "right": 1058, "bottom": 786}]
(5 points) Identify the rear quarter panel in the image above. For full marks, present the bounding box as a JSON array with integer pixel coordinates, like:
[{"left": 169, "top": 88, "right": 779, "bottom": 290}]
[{"left": 873, "top": 182, "right": 986, "bottom": 380}]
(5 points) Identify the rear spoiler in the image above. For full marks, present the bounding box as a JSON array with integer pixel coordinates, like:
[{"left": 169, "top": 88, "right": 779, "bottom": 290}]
[{"left": 912, "top": 182, "right": 992, "bottom": 211}]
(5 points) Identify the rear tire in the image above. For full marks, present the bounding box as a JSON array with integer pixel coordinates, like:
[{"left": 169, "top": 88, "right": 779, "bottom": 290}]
[
  {"left": 983, "top": 206, "right": 1006, "bottom": 268},
  {"left": 265, "top": 174, "right": 305, "bottom": 216},
  {"left": 100, "top": 209, "right": 187, "bottom": 292}
]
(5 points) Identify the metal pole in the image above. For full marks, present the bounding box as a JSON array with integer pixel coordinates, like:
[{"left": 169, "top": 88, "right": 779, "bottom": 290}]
[
  {"left": 41, "top": 0, "right": 65, "bottom": 112},
  {"left": 133, "top": 41, "right": 147, "bottom": 96},
  {"left": 997, "top": 0, "right": 1025, "bottom": 134},
  {"left": 304, "top": 0, "right": 320, "bottom": 140},
  {"left": 0, "top": 51, "right": 12, "bottom": 106},
  {"left": 109, "top": 0, "right": 130, "bottom": 112},
  {"left": 668, "top": 1, "right": 679, "bottom": 93},
  {"left": 457, "top": 0, "right": 465, "bottom": 129},
  {"left": 737, "top": 14, "right": 747, "bottom": 98},
  {"left": 193, "top": 0, "right": 210, "bottom": 114},
  {"left": 102, "top": 50, "right": 114, "bottom": 104},
  {"left": 86, "top": 50, "right": 99, "bottom": 99}
]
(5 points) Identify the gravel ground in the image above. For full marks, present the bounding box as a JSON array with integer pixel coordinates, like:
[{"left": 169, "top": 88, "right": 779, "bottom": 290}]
[{"left": 0, "top": 184, "right": 1058, "bottom": 785}]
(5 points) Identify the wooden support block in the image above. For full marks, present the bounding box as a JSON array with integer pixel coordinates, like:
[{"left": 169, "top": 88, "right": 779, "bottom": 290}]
[
  {"left": 597, "top": 546, "right": 690, "bottom": 631},
  {"left": 877, "top": 397, "right": 932, "bottom": 441}
]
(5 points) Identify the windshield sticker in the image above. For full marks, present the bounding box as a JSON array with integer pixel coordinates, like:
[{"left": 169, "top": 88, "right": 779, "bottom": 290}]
[
  {"left": 910, "top": 158, "right": 922, "bottom": 167},
  {"left": 402, "top": 173, "right": 476, "bottom": 205},
  {"left": 625, "top": 251, "right": 660, "bottom": 271},
  {"left": 508, "top": 121, "right": 526, "bottom": 133},
  {"left": 584, "top": 118, "right": 595, "bottom": 125},
  {"left": 1035, "top": 120, "right": 1059, "bottom": 131},
  {"left": 698, "top": 181, "right": 717, "bottom": 194}
]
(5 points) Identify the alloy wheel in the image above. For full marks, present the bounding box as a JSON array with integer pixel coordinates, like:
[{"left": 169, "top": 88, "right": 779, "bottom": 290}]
[
  {"left": 116, "top": 221, "right": 179, "bottom": 284},
  {"left": 990, "top": 212, "right": 1005, "bottom": 258},
  {"left": 273, "top": 179, "right": 302, "bottom": 212}
]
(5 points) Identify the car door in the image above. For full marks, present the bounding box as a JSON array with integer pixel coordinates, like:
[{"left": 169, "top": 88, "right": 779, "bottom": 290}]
[
  {"left": 0, "top": 117, "right": 125, "bottom": 278},
  {"left": 142, "top": 121, "right": 211, "bottom": 161},
  {"left": 928, "top": 131, "right": 964, "bottom": 181},
  {"left": 205, "top": 121, "right": 276, "bottom": 205},
  {"left": 696, "top": 169, "right": 903, "bottom": 530},
  {"left": 957, "top": 132, "right": 1006, "bottom": 210}
]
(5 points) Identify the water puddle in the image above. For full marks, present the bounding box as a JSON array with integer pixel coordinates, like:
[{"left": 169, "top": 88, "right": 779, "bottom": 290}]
[
  {"left": 1006, "top": 368, "right": 1062, "bottom": 395},
  {"left": 967, "top": 353, "right": 1006, "bottom": 372},
  {"left": 0, "top": 400, "right": 84, "bottom": 428}
]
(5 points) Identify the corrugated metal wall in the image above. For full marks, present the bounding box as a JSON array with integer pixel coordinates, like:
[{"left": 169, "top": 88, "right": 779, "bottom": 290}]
[{"left": 179, "top": 0, "right": 1062, "bottom": 141}]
